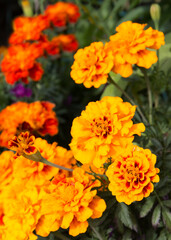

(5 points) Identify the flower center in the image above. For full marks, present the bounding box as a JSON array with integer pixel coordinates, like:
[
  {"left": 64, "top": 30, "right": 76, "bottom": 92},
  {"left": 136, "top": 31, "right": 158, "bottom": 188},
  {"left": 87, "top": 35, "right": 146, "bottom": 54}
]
[
  {"left": 126, "top": 166, "right": 139, "bottom": 181},
  {"left": 91, "top": 116, "right": 112, "bottom": 138}
]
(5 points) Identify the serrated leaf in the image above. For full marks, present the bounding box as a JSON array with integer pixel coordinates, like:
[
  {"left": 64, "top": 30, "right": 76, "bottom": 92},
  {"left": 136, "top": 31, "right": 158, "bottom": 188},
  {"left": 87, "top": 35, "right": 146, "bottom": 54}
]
[
  {"left": 140, "top": 197, "right": 155, "bottom": 218},
  {"left": 152, "top": 204, "right": 161, "bottom": 227},
  {"left": 122, "top": 230, "right": 132, "bottom": 240},
  {"left": 162, "top": 208, "right": 171, "bottom": 232},
  {"left": 118, "top": 203, "right": 138, "bottom": 231},
  {"left": 163, "top": 200, "right": 171, "bottom": 208},
  {"left": 157, "top": 230, "right": 167, "bottom": 240}
]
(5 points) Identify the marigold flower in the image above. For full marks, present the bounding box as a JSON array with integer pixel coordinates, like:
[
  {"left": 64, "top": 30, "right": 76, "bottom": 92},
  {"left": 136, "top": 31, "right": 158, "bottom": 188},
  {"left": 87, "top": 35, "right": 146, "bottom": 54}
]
[
  {"left": 1, "top": 43, "right": 44, "bottom": 84},
  {"left": 0, "top": 101, "right": 58, "bottom": 147},
  {"left": 36, "top": 168, "right": 106, "bottom": 237},
  {"left": 71, "top": 42, "right": 114, "bottom": 88},
  {"left": 12, "top": 138, "right": 75, "bottom": 185},
  {"left": 0, "top": 151, "right": 14, "bottom": 192},
  {"left": 106, "top": 144, "right": 160, "bottom": 205},
  {"left": 70, "top": 96, "right": 145, "bottom": 168},
  {"left": 44, "top": 2, "right": 80, "bottom": 27},
  {"left": 105, "top": 21, "right": 165, "bottom": 77},
  {"left": 8, "top": 131, "right": 37, "bottom": 157},
  {"left": 53, "top": 34, "right": 78, "bottom": 53},
  {"left": 1, "top": 183, "right": 47, "bottom": 240},
  {"left": 9, "top": 15, "right": 50, "bottom": 45}
]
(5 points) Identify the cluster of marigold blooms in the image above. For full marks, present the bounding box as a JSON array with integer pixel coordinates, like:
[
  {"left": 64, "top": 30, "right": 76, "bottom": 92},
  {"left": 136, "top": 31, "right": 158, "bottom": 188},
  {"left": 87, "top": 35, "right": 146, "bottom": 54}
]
[
  {"left": 0, "top": 130, "right": 106, "bottom": 240},
  {"left": 0, "top": 97, "right": 160, "bottom": 239},
  {"left": 71, "top": 21, "right": 165, "bottom": 87},
  {"left": 0, "top": 20, "right": 163, "bottom": 239},
  {"left": 1, "top": 1, "right": 80, "bottom": 84}
]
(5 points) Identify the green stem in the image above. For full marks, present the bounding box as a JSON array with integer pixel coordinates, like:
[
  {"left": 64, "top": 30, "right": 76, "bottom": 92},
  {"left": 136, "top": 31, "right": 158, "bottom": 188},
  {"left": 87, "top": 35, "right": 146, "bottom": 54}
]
[
  {"left": 89, "top": 224, "right": 104, "bottom": 240},
  {"left": 23, "top": 151, "right": 73, "bottom": 172},
  {"left": 140, "top": 68, "right": 153, "bottom": 124},
  {"left": 108, "top": 76, "right": 149, "bottom": 125},
  {"left": 41, "top": 158, "right": 73, "bottom": 172},
  {"left": 154, "top": 190, "right": 164, "bottom": 209}
]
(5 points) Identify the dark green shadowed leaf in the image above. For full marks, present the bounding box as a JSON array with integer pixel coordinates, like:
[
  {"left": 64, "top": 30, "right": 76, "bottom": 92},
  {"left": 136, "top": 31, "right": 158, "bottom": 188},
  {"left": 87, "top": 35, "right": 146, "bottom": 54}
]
[
  {"left": 152, "top": 204, "right": 161, "bottom": 227},
  {"left": 117, "top": 203, "right": 138, "bottom": 232},
  {"left": 140, "top": 196, "right": 155, "bottom": 218}
]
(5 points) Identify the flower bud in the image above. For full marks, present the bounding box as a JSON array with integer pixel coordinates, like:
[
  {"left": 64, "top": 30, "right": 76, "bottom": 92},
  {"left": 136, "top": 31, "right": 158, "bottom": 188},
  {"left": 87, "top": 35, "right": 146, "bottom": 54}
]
[
  {"left": 150, "top": 4, "right": 161, "bottom": 23},
  {"left": 21, "top": 0, "right": 33, "bottom": 17}
]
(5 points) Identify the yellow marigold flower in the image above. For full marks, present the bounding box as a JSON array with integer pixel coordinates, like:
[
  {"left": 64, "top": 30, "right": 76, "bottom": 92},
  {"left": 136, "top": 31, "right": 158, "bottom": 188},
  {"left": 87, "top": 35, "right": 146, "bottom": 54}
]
[
  {"left": 105, "top": 21, "right": 165, "bottom": 77},
  {"left": 36, "top": 168, "right": 106, "bottom": 237},
  {"left": 1, "top": 183, "right": 46, "bottom": 240},
  {"left": 70, "top": 96, "right": 145, "bottom": 168},
  {"left": 71, "top": 42, "right": 114, "bottom": 88},
  {"left": 106, "top": 144, "right": 160, "bottom": 205},
  {"left": 12, "top": 138, "right": 75, "bottom": 185},
  {"left": 0, "top": 151, "right": 14, "bottom": 192}
]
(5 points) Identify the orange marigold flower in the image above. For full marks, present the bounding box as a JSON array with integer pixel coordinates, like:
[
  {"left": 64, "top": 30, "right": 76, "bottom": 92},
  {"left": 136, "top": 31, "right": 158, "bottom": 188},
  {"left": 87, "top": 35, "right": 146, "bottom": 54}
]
[
  {"left": 9, "top": 15, "right": 50, "bottom": 45},
  {"left": 44, "top": 2, "right": 80, "bottom": 27},
  {"left": 71, "top": 42, "right": 114, "bottom": 88},
  {"left": 1, "top": 43, "right": 44, "bottom": 84},
  {"left": 8, "top": 131, "right": 37, "bottom": 156},
  {"left": 106, "top": 144, "right": 160, "bottom": 205},
  {"left": 105, "top": 21, "right": 165, "bottom": 77},
  {"left": 0, "top": 101, "right": 58, "bottom": 147},
  {"left": 36, "top": 168, "right": 106, "bottom": 237},
  {"left": 12, "top": 138, "right": 75, "bottom": 185},
  {"left": 70, "top": 96, "right": 145, "bottom": 168}
]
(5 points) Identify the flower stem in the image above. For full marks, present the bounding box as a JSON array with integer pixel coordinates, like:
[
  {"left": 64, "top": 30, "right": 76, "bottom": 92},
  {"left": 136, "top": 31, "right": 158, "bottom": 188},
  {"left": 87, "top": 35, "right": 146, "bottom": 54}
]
[
  {"left": 23, "top": 151, "right": 73, "bottom": 172},
  {"left": 41, "top": 157, "right": 73, "bottom": 172},
  {"left": 89, "top": 223, "right": 104, "bottom": 240},
  {"left": 108, "top": 75, "right": 149, "bottom": 125},
  {"left": 154, "top": 190, "right": 164, "bottom": 209},
  {"left": 140, "top": 68, "right": 153, "bottom": 124}
]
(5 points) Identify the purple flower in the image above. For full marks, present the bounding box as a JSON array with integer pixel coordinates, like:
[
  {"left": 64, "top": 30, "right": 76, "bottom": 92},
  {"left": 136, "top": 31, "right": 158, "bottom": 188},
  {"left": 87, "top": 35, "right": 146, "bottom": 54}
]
[{"left": 11, "top": 83, "right": 32, "bottom": 98}]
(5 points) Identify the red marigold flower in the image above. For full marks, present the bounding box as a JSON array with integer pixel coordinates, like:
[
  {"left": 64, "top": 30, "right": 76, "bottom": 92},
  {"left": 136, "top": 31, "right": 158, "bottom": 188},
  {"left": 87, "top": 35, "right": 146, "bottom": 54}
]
[
  {"left": 9, "top": 15, "right": 50, "bottom": 45},
  {"left": 0, "top": 101, "right": 58, "bottom": 148},
  {"left": 1, "top": 43, "right": 44, "bottom": 84},
  {"left": 44, "top": 2, "right": 80, "bottom": 27},
  {"left": 8, "top": 131, "right": 37, "bottom": 156},
  {"left": 105, "top": 21, "right": 165, "bottom": 77},
  {"left": 106, "top": 144, "right": 160, "bottom": 205}
]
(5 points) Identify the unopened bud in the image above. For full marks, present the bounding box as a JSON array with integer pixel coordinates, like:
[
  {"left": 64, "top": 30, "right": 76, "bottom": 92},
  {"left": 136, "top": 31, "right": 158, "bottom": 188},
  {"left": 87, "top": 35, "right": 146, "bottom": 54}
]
[
  {"left": 150, "top": 4, "right": 161, "bottom": 23},
  {"left": 21, "top": 0, "right": 33, "bottom": 17}
]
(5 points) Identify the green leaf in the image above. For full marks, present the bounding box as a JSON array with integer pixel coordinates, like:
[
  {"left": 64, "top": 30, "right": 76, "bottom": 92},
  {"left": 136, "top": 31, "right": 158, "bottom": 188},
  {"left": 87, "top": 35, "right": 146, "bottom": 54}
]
[
  {"left": 165, "top": 32, "right": 171, "bottom": 44},
  {"left": 118, "top": 203, "right": 138, "bottom": 231},
  {"left": 152, "top": 204, "right": 161, "bottom": 227},
  {"left": 101, "top": 72, "right": 128, "bottom": 99},
  {"left": 162, "top": 207, "right": 171, "bottom": 232},
  {"left": 117, "top": 6, "right": 148, "bottom": 24},
  {"left": 163, "top": 200, "right": 171, "bottom": 208},
  {"left": 100, "top": 0, "right": 112, "bottom": 19},
  {"left": 140, "top": 197, "right": 155, "bottom": 218},
  {"left": 122, "top": 230, "right": 132, "bottom": 240},
  {"left": 157, "top": 230, "right": 167, "bottom": 240}
]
